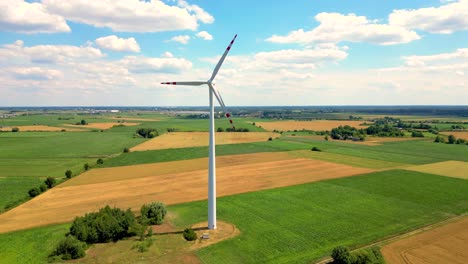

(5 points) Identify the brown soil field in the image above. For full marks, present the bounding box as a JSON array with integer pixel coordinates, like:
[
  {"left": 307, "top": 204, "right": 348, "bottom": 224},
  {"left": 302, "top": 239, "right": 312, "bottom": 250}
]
[
  {"left": 110, "top": 117, "right": 160, "bottom": 122},
  {"left": 0, "top": 152, "right": 373, "bottom": 233},
  {"left": 63, "top": 122, "right": 140, "bottom": 130},
  {"left": 190, "top": 221, "right": 240, "bottom": 250},
  {"left": 256, "top": 120, "right": 369, "bottom": 131},
  {"left": 441, "top": 131, "right": 468, "bottom": 140},
  {"left": 130, "top": 132, "right": 280, "bottom": 151},
  {"left": 0, "top": 125, "right": 87, "bottom": 132},
  {"left": 382, "top": 216, "right": 468, "bottom": 264},
  {"left": 406, "top": 161, "right": 468, "bottom": 179}
]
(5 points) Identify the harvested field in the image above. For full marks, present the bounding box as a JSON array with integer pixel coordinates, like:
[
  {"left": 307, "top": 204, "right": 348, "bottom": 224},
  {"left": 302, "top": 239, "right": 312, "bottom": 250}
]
[
  {"left": 110, "top": 117, "right": 160, "bottom": 122},
  {"left": 0, "top": 152, "right": 373, "bottom": 233},
  {"left": 406, "top": 161, "right": 468, "bottom": 179},
  {"left": 63, "top": 122, "right": 140, "bottom": 130},
  {"left": 0, "top": 125, "right": 86, "bottom": 132},
  {"left": 130, "top": 132, "right": 279, "bottom": 151},
  {"left": 382, "top": 216, "right": 468, "bottom": 264},
  {"left": 256, "top": 120, "right": 369, "bottom": 131},
  {"left": 441, "top": 131, "right": 468, "bottom": 140}
]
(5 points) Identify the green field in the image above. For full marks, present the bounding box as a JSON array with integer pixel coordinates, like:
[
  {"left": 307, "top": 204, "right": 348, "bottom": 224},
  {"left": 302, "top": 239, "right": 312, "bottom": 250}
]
[
  {"left": 0, "top": 177, "right": 42, "bottom": 212},
  {"left": 103, "top": 140, "right": 310, "bottom": 167},
  {"left": 170, "top": 170, "right": 468, "bottom": 264},
  {"left": 0, "top": 224, "right": 69, "bottom": 263}
]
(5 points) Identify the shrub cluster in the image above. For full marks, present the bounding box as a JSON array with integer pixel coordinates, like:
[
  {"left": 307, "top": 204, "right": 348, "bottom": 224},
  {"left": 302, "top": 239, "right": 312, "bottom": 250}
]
[
  {"left": 50, "top": 236, "right": 87, "bottom": 260},
  {"left": 434, "top": 134, "right": 467, "bottom": 145},
  {"left": 70, "top": 206, "right": 136, "bottom": 243},
  {"left": 311, "top": 147, "right": 321, "bottom": 152},
  {"left": 225, "top": 127, "right": 249, "bottom": 132},
  {"left": 365, "top": 125, "right": 404, "bottom": 137},
  {"left": 140, "top": 202, "right": 167, "bottom": 225},
  {"left": 411, "top": 131, "right": 424, "bottom": 138},
  {"left": 28, "top": 176, "right": 57, "bottom": 198},
  {"left": 331, "top": 246, "right": 384, "bottom": 264},
  {"left": 136, "top": 128, "right": 159, "bottom": 138},
  {"left": 331, "top": 126, "right": 365, "bottom": 141},
  {"left": 183, "top": 228, "right": 197, "bottom": 241},
  {"left": 11, "top": 127, "right": 19, "bottom": 132}
]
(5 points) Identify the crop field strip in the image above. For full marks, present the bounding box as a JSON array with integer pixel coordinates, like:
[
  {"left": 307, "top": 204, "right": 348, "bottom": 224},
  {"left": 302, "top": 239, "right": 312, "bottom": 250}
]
[
  {"left": 130, "top": 132, "right": 280, "bottom": 151},
  {"left": 441, "top": 131, "right": 468, "bottom": 140},
  {"left": 256, "top": 120, "right": 369, "bottom": 131},
  {"left": 63, "top": 122, "right": 140, "bottom": 130},
  {"left": 382, "top": 216, "right": 468, "bottom": 264},
  {"left": 0, "top": 153, "right": 373, "bottom": 233},
  {"left": 406, "top": 161, "right": 468, "bottom": 179},
  {"left": 0, "top": 125, "right": 89, "bottom": 132}
]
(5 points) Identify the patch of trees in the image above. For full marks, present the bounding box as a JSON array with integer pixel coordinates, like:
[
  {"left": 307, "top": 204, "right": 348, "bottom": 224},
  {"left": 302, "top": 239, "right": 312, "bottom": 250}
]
[
  {"left": 51, "top": 202, "right": 167, "bottom": 260},
  {"left": 135, "top": 128, "right": 159, "bottom": 138},
  {"left": 411, "top": 131, "right": 424, "bottom": 137},
  {"left": 221, "top": 127, "right": 250, "bottom": 132},
  {"left": 397, "top": 122, "right": 431, "bottom": 129},
  {"left": 365, "top": 125, "right": 404, "bottom": 137},
  {"left": 28, "top": 177, "right": 57, "bottom": 198},
  {"left": 451, "top": 125, "right": 464, "bottom": 129},
  {"left": 166, "top": 128, "right": 179, "bottom": 132},
  {"left": 331, "top": 245, "right": 384, "bottom": 264},
  {"left": 330, "top": 126, "right": 365, "bottom": 141},
  {"left": 348, "top": 115, "right": 362, "bottom": 120},
  {"left": 434, "top": 135, "right": 467, "bottom": 145}
]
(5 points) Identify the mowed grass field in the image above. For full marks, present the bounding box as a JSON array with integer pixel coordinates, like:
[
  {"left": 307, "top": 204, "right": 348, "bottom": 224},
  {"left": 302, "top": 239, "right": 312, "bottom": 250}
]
[
  {"left": 168, "top": 170, "right": 468, "bottom": 264},
  {"left": 0, "top": 177, "right": 42, "bottom": 212},
  {"left": 0, "top": 152, "right": 374, "bottom": 233},
  {"left": 130, "top": 132, "right": 279, "bottom": 151},
  {"left": 256, "top": 120, "right": 369, "bottom": 131}
]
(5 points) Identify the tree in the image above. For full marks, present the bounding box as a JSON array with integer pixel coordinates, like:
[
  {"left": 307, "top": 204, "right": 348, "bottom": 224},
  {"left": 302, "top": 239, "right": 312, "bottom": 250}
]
[
  {"left": 45, "top": 177, "right": 56, "bottom": 188},
  {"left": 40, "top": 184, "right": 48, "bottom": 192},
  {"left": 331, "top": 246, "right": 352, "bottom": 264},
  {"left": 140, "top": 202, "right": 167, "bottom": 225},
  {"left": 311, "top": 147, "right": 321, "bottom": 152},
  {"left": 11, "top": 127, "right": 19, "bottom": 132},
  {"left": 217, "top": 127, "right": 224, "bottom": 132},
  {"left": 51, "top": 236, "right": 87, "bottom": 260},
  {"left": 182, "top": 228, "right": 197, "bottom": 241},
  {"left": 123, "top": 147, "right": 129, "bottom": 153},
  {"left": 447, "top": 134, "right": 456, "bottom": 144},
  {"left": 324, "top": 135, "right": 329, "bottom": 141},
  {"left": 65, "top": 170, "right": 72, "bottom": 178},
  {"left": 96, "top": 158, "right": 104, "bottom": 165},
  {"left": 84, "top": 163, "right": 90, "bottom": 171},
  {"left": 28, "top": 188, "right": 40, "bottom": 197},
  {"left": 80, "top": 119, "right": 87, "bottom": 125},
  {"left": 136, "top": 128, "right": 159, "bottom": 138}
]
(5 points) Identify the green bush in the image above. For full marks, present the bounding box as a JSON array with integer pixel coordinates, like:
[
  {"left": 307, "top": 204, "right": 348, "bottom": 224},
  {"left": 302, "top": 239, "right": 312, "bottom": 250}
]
[
  {"left": 331, "top": 246, "right": 384, "bottom": 264},
  {"left": 136, "top": 128, "right": 159, "bottom": 138},
  {"left": 123, "top": 147, "right": 130, "bottom": 153},
  {"left": 65, "top": 169, "right": 72, "bottom": 178},
  {"left": 70, "top": 205, "right": 136, "bottom": 243},
  {"left": 84, "top": 163, "right": 90, "bottom": 170},
  {"left": 51, "top": 236, "right": 87, "bottom": 260},
  {"left": 97, "top": 158, "right": 104, "bottom": 164},
  {"left": 44, "top": 177, "right": 56, "bottom": 188},
  {"left": 39, "top": 184, "right": 48, "bottom": 192},
  {"left": 331, "top": 245, "right": 352, "bottom": 264},
  {"left": 183, "top": 228, "right": 197, "bottom": 241},
  {"left": 11, "top": 127, "right": 19, "bottom": 132},
  {"left": 140, "top": 202, "right": 167, "bottom": 225},
  {"left": 217, "top": 127, "right": 224, "bottom": 132},
  {"left": 311, "top": 147, "right": 321, "bottom": 152},
  {"left": 28, "top": 187, "right": 40, "bottom": 197},
  {"left": 132, "top": 238, "right": 154, "bottom": 252},
  {"left": 268, "top": 137, "right": 273, "bottom": 141}
]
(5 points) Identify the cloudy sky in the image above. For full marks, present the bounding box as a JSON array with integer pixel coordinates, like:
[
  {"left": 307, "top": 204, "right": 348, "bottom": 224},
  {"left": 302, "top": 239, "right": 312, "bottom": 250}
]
[{"left": 0, "top": 0, "right": 467, "bottom": 106}]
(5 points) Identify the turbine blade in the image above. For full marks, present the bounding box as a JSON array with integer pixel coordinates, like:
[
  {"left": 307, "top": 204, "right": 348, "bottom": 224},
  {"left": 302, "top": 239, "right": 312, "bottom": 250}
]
[
  {"left": 161, "top": 81, "right": 207, "bottom": 86},
  {"left": 209, "top": 84, "right": 235, "bottom": 129},
  {"left": 209, "top": 34, "right": 237, "bottom": 82}
]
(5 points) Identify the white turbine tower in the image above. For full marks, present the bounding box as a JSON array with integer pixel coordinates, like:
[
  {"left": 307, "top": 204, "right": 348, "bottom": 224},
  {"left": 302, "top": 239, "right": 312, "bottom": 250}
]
[{"left": 161, "top": 34, "right": 237, "bottom": 230}]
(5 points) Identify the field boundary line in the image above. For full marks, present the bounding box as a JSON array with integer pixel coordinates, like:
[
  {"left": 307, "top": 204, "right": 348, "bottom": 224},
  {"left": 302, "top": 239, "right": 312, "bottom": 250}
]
[{"left": 313, "top": 213, "right": 468, "bottom": 264}]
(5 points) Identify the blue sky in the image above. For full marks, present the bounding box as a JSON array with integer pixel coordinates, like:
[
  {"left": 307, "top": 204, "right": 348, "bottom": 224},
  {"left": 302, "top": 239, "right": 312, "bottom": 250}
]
[{"left": 0, "top": 0, "right": 467, "bottom": 106}]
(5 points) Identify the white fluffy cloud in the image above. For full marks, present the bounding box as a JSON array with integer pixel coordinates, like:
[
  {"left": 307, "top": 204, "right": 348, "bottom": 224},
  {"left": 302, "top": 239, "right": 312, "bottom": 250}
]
[
  {"left": 95, "top": 35, "right": 140, "bottom": 52},
  {"left": 267, "top": 12, "right": 420, "bottom": 45},
  {"left": 123, "top": 56, "right": 192, "bottom": 74},
  {"left": 389, "top": 0, "right": 468, "bottom": 34},
  {"left": 196, "top": 31, "right": 213, "bottom": 40},
  {"left": 6, "top": 67, "right": 63, "bottom": 80},
  {"left": 0, "top": 0, "right": 70, "bottom": 33},
  {"left": 42, "top": 0, "right": 213, "bottom": 32},
  {"left": 170, "top": 35, "right": 191, "bottom": 44}
]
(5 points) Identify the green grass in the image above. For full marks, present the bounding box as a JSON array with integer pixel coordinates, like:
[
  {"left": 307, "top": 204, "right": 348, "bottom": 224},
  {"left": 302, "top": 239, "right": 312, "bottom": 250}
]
[
  {"left": 0, "top": 177, "right": 42, "bottom": 212},
  {"left": 103, "top": 140, "right": 310, "bottom": 167},
  {"left": 168, "top": 170, "right": 468, "bottom": 264},
  {"left": 0, "top": 158, "right": 95, "bottom": 177},
  {"left": 0, "top": 224, "right": 69, "bottom": 263},
  {"left": 282, "top": 137, "right": 468, "bottom": 164}
]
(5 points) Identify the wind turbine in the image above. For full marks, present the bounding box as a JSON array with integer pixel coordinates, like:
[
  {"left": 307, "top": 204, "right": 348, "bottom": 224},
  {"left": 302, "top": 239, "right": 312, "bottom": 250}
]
[{"left": 161, "top": 34, "right": 237, "bottom": 230}]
